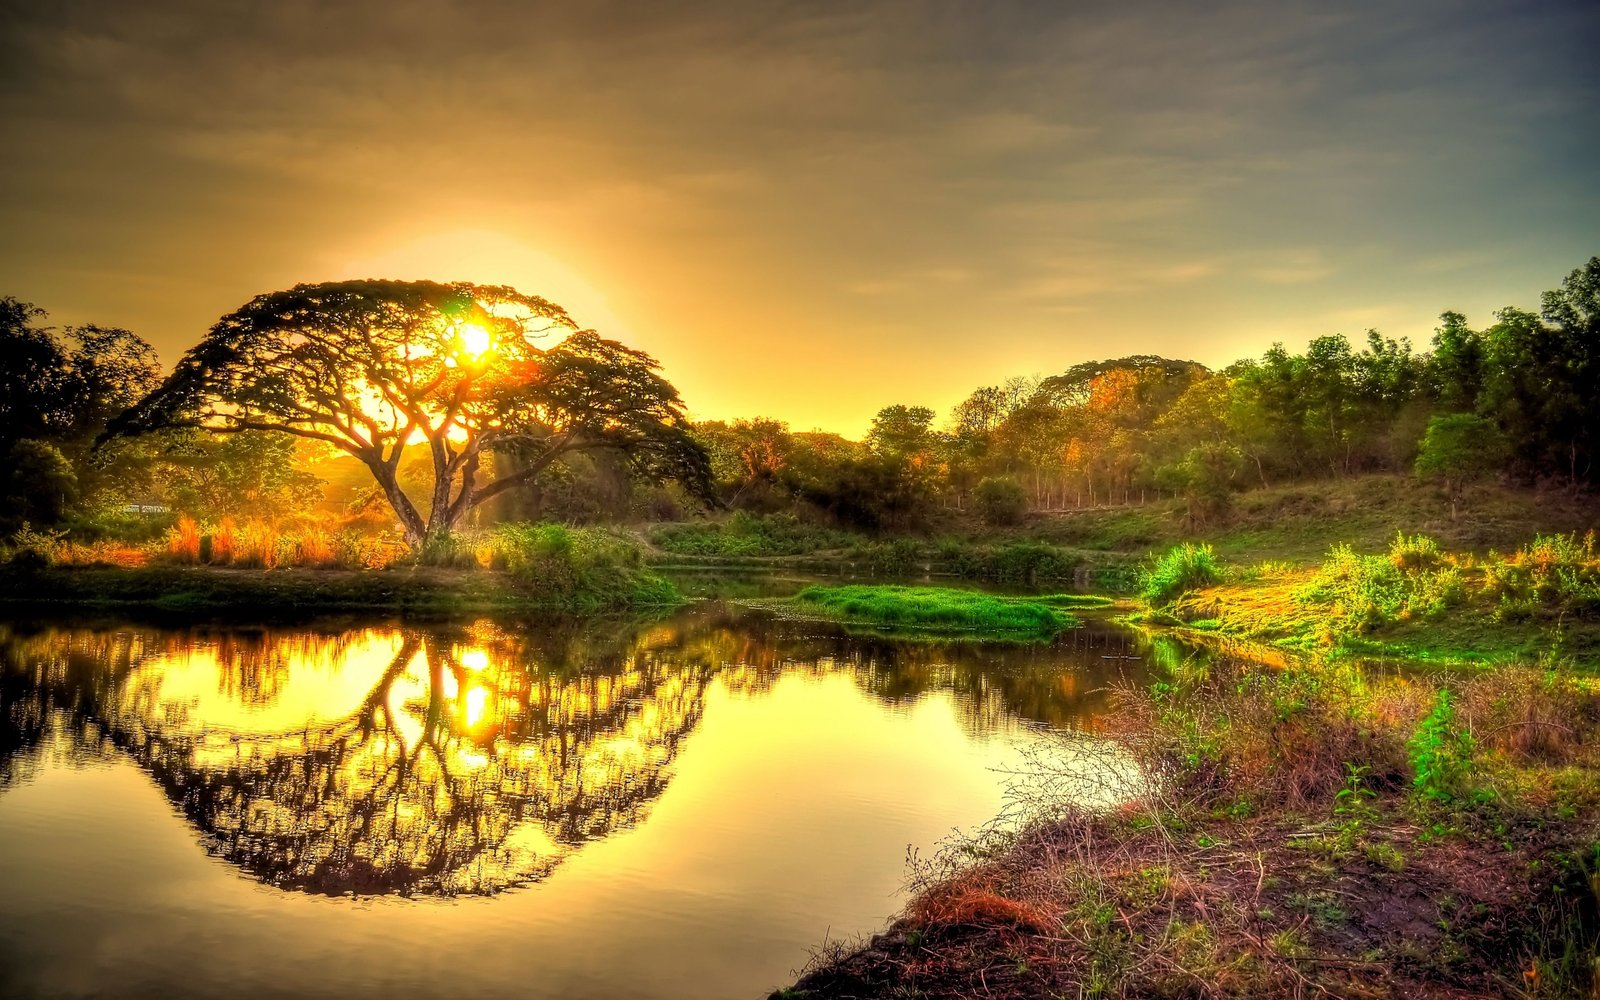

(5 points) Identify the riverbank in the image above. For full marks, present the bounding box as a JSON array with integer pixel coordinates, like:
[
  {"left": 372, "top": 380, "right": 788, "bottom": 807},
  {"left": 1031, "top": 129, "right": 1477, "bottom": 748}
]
[
  {"left": 774, "top": 520, "right": 1600, "bottom": 999},
  {"left": 1139, "top": 531, "right": 1600, "bottom": 669},
  {"left": 776, "top": 657, "right": 1600, "bottom": 999},
  {"left": 0, "top": 563, "right": 683, "bottom": 618}
]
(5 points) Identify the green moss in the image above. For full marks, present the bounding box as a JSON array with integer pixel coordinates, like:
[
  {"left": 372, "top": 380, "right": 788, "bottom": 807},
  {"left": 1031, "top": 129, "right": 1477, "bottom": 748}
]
[{"left": 782, "top": 584, "right": 1083, "bottom": 635}]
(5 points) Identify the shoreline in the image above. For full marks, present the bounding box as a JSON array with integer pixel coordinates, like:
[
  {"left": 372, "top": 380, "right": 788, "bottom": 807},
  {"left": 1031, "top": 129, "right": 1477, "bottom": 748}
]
[{"left": 0, "top": 564, "right": 687, "bottom": 620}]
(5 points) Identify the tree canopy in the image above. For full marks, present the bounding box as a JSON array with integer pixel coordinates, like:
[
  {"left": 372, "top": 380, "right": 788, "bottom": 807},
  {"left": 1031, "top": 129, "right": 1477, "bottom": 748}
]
[{"left": 112, "top": 280, "right": 710, "bottom": 544}]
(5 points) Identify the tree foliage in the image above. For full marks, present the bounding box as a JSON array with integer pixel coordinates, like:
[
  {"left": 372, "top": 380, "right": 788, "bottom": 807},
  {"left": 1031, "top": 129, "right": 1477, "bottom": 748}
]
[{"left": 111, "top": 280, "right": 711, "bottom": 544}]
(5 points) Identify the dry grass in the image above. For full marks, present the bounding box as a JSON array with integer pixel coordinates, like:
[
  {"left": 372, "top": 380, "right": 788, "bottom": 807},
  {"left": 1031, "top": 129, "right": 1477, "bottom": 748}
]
[
  {"left": 167, "top": 514, "right": 201, "bottom": 563},
  {"left": 783, "top": 663, "right": 1600, "bottom": 1000}
]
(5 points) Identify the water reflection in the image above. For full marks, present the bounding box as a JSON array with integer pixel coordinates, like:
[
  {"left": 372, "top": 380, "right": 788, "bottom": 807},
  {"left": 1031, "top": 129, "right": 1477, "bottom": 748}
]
[{"left": 0, "top": 605, "right": 1149, "bottom": 899}]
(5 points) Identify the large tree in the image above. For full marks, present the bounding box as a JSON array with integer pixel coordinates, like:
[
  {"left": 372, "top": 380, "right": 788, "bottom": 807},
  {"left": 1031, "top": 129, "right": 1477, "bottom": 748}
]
[{"left": 111, "top": 280, "right": 710, "bottom": 544}]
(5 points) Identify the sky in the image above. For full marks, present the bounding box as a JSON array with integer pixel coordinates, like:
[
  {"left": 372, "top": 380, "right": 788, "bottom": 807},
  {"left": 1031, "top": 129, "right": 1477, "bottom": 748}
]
[{"left": 2, "top": 0, "right": 1597, "bottom": 436}]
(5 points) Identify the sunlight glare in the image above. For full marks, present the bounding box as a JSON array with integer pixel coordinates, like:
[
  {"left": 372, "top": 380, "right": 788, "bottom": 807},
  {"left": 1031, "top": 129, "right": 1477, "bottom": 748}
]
[{"left": 458, "top": 322, "right": 492, "bottom": 358}]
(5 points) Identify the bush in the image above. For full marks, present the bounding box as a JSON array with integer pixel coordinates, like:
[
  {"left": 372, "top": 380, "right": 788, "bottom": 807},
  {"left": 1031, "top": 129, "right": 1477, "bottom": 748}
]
[
  {"left": 1297, "top": 535, "right": 1464, "bottom": 633},
  {"left": 973, "top": 476, "right": 1028, "bottom": 527},
  {"left": 1141, "top": 543, "right": 1222, "bottom": 607},
  {"left": 490, "top": 522, "right": 679, "bottom": 610},
  {"left": 1407, "top": 691, "right": 1474, "bottom": 803},
  {"left": 1481, "top": 532, "right": 1600, "bottom": 619}
]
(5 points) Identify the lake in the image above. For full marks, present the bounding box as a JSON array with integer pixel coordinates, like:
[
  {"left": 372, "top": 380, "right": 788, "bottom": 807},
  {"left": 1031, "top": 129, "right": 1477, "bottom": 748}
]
[{"left": 0, "top": 596, "right": 1159, "bottom": 1000}]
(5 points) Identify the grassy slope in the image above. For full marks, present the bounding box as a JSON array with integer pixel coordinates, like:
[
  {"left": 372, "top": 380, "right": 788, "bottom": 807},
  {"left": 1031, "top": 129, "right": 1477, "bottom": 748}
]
[
  {"left": 1015, "top": 473, "right": 1598, "bottom": 563},
  {"left": 646, "top": 476, "right": 1595, "bottom": 594}
]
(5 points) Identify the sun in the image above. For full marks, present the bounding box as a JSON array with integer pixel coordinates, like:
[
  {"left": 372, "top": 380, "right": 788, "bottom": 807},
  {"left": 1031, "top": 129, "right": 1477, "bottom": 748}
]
[{"left": 458, "top": 322, "right": 492, "bottom": 358}]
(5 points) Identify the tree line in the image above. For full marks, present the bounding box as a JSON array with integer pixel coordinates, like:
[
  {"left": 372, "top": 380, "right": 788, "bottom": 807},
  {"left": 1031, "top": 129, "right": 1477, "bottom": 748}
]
[
  {"left": 0, "top": 257, "right": 1594, "bottom": 545},
  {"left": 694, "top": 256, "right": 1599, "bottom": 528}
]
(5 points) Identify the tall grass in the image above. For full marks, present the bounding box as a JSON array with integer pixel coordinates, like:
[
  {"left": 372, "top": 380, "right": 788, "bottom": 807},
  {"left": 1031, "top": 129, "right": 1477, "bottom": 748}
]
[
  {"left": 490, "top": 522, "right": 679, "bottom": 610},
  {"left": 1140, "top": 543, "right": 1222, "bottom": 606},
  {"left": 168, "top": 515, "right": 202, "bottom": 564}
]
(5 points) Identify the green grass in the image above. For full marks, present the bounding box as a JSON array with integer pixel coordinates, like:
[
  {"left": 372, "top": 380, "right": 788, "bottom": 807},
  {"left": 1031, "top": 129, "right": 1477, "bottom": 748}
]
[
  {"left": 785, "top": 584, "right": 1086, "bottom": 634},
  {"left": 1141, "top": 543, "right": 1223, "bottom": 606},
  {"left": 650, "top": 512, "right": 854, "bottom": 557}
]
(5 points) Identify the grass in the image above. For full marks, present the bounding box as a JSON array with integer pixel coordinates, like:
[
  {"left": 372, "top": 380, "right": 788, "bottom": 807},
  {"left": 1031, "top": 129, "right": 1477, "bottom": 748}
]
[
  {"left": 650, "top": 512, "right": 855, "bottom": 557},
  {"left": 1146, "top": 531, "right": 1600, "bottom": 668},
  {"left": 0, "top": 520, "right": 683, "bottom": 616},
  {"left": 781, "top": 654, "right": 1600, "bottom": 1000},
  {"left": 1140, "top": 542, "right": 1223, "bottom": 606},
  {"left": 781, "top": 584, "right": 1094, "bottom": 635}
]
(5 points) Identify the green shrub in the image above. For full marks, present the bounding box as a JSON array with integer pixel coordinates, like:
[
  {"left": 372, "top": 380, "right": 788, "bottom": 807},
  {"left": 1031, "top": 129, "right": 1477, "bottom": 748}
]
[
  {"left": 972, "top": 476, "right": 1028, "bottom": 527},
  {"left": 1408, "top": 691, "right": 1474, "bottom": 803},
  {"left": 1141, "top": 543, "right": 1222, "bottom": 607},
  {"left": 1481, "top": 532, "right": 1600, "bottom": 619},
  {"left": 491, "top": 522, "right": 678, "bottom": 610},
  {"left": 1297, "top": 536, "right": 1464, "bottom": 633}
]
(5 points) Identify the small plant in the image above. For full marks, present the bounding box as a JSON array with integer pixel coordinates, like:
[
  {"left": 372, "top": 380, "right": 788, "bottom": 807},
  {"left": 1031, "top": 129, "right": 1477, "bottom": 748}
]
[
  {"left": 1408, "top": 690, "right": 1474, "bottom": 803},
  {"left": 1334, "top": 762, "right": 1379, "bottom": 827}
]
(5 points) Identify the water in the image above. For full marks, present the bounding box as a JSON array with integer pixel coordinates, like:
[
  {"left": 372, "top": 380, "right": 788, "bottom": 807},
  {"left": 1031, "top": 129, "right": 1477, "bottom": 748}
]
[{"left": 0, "top": 600, "right": 1152, "bottom": 1000}]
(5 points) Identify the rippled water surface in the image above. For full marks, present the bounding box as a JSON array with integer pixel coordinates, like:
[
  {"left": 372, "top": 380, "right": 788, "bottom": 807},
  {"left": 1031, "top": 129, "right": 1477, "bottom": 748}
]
[{"left": 0, "top": 599, "right": 1155, "bottom": 1000}]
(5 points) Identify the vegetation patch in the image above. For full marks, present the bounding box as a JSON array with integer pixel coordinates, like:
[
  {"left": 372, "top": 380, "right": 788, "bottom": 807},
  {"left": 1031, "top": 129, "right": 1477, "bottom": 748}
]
[
  {"left": 650, "top": 512, "right": 854, "bottom": 558},
  {"left": 781, "top": 585, "right": 1089, "bottom": 635},
  {"left": 1156, "top": 531, "right": 1600, "bottom": 666},
  {"left": 0, "top": 521, "right": 681, "bottom": 616},
  {"left": 780, "top": 658, "right": 1600, "bottom": 1000},
  {"left": 1141, "top": 542, "right": 1223, "bottom": 606}
]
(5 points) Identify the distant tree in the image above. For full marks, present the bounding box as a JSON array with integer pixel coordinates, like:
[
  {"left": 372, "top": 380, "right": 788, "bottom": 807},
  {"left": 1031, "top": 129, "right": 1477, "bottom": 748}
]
[
  {"left": 867, "top": 404, "right": 938, "bottom": 460},
  {"left": 972, "top": 475, "right": 1028, "bottom": 527},
  {"left": 1477, "top": 307, "right": 1585, "bottom": 484},
  {"left": 1536, "top": 257, "right": 1600, "bottom": 483},
  {"left": 1414, "top": 413, "right": 1507, "bottom": 518},
  {"left": 3, "top": 440, "right": 78, "bottom": 530},
  {"left": 0, "top": 297, "right": 162, "bottom": 527},
  {"left": 112, "top": 280, "right": 710, "bottom": 546},
  {"left": 1426, "top": 311, "right": 1484, "bottom": 412},
  {"left": 1156, "top": 441, "right": 1242, "bottom": 527}
]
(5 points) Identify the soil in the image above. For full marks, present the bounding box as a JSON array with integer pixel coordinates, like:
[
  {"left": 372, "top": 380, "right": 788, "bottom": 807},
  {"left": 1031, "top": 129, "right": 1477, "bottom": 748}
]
[{"left": 775, "top": 801, "right": 1600, "bottom": 1000}]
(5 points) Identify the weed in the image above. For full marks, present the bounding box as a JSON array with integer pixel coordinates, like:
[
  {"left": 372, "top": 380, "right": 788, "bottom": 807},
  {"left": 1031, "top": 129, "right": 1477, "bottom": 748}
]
[{"left": 1409, "top": 691, "right": 1474, "bottom": 803}]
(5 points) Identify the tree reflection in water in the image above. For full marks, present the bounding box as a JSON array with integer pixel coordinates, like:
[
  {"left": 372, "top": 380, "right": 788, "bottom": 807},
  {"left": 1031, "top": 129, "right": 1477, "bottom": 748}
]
[{"left": 0, "top": 605, "right": 1152, "bottom": 899}]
